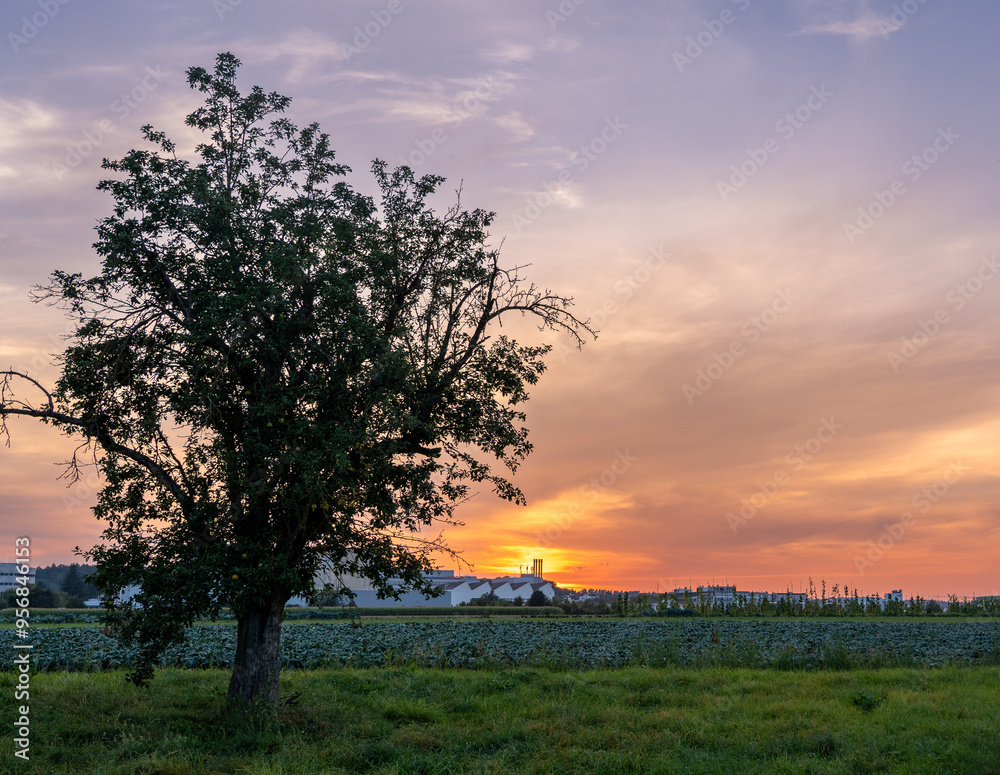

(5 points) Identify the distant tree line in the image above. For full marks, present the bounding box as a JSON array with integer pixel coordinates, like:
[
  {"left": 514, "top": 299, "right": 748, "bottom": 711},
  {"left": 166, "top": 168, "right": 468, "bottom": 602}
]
[
  {"left": 1, "top": 563, "right": 99, "bottom": 609},
  {"left": 555, "top": 580, "right": 1000, "bottom": 618},
  {"left": 457, "top": 590, "right": 549, "bottom": 607}
]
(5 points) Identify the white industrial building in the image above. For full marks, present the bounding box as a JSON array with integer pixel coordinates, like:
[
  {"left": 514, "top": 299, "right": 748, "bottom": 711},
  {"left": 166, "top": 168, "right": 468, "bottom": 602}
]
[
  {"left": 307, "top": 560, "right": 555, "bottom": 607},
  {"left": 0, "top": 563, "right": 35, "bottom": 592},
  {"left": 84, "top": 560, "right": 557, "bottom": 609}
]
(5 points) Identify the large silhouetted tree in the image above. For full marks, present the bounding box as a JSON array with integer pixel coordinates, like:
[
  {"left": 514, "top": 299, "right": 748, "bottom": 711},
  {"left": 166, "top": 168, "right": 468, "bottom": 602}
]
[{"left": 0, "top": 53, "right": 591, "bottom": 708}]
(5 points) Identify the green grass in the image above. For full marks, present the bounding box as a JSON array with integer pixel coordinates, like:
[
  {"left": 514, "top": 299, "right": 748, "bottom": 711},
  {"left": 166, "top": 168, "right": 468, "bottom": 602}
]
[{"left": 2, "top": 666, "right": 998, "bottom": 773}]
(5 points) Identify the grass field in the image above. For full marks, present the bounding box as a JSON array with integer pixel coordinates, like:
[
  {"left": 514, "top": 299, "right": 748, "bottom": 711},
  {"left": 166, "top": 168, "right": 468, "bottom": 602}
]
[{"left": 3, "top": 666, "right": 999, "bottom": 774}]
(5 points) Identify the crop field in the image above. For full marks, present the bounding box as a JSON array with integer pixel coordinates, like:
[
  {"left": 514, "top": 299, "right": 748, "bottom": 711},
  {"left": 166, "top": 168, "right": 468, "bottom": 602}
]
[
  {"left": 3, "top": 619, "right": 998, "bottom": 672},
  {"left": 0, "top": 607, "right": 565, "bottom": 627}
]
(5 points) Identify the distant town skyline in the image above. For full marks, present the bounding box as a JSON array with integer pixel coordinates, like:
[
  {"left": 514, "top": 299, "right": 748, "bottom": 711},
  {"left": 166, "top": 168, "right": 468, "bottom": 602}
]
[
  {"left": 440, "top": 560, "right": 988, "bottom": 602},
  {"left": 2, "top": 1, "right": 999, "bottom": 599}
]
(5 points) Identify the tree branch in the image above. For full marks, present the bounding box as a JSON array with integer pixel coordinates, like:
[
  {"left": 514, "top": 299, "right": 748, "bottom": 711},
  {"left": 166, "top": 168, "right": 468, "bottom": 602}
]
[{"left": 1, "top": 370, "right": 189, "bottom": 510}]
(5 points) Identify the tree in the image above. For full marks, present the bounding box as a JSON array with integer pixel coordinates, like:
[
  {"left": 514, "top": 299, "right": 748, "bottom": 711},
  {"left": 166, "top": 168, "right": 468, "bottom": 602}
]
[
  {"left": 60, "top": 564, "right": 87, "bottom": 598},
  {"left": 527, "top": 589, "right": 548, "bottom": 607},
  {"left": 0, "top": 53, "right": 590, "bottom": 708},
  {"left": 30, "top": 588, "right": 56, "bottom": 608}
]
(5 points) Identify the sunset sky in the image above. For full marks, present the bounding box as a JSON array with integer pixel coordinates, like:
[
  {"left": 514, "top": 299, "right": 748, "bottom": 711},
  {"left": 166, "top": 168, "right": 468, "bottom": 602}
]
[{"left": 1, "top": 0, "right": 998, "bottom": 600}]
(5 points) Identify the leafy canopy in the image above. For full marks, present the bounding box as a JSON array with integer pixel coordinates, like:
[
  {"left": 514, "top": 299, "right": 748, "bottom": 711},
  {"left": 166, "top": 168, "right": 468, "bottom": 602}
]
[{"left": 1, "top": 53, "right": 589, "bottom": 683}]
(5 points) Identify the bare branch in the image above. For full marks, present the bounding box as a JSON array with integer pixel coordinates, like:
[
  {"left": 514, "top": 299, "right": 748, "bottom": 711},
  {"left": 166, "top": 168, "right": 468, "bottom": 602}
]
[{"left": 1, "top": 370, "right": 188, "bottom": 510}]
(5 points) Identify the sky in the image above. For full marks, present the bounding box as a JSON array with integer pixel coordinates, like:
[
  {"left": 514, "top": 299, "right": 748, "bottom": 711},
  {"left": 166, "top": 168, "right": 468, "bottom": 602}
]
[{"left": 1, "top": 0, "right": 998, "bottom": 600}]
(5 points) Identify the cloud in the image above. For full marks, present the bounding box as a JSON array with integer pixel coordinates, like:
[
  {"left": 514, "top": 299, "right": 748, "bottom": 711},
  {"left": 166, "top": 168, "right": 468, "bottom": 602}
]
[
  {"left": 0, "top": 99, "right": 62, "bottom": 182},
  {"left": 0, "top": 99, "right": 58, "bottom": 151},
  {"left": 796, "top": 8, "right": 901, "bottom": 41},
  {"left": 243, "top": 29, "right": 352, "bottom": 82},
  {"left": 541, "top": 37, "right": 580, "bottom": 55},
  {"left": 516, "top": 181, "right": 584, "bottom": 209},
  {"left": 321, "top": 71, "right": 521, "bottom": 127},
  {"left": 481, "top": 42, "right": 535, "bottom": 64},
  {"left": 495, "top": 111, "right": 535, "bottom": 142}
]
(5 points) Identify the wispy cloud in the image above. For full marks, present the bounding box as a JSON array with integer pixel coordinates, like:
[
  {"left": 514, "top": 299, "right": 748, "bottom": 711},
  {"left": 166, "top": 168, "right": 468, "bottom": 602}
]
[
  {"left": 481, "top": 42, "right": 535, "bottom": 64},
  {"left": 320, "top": 71, "right": 521, "bottom": 127},
  {"left": 496, "top": 111, "right": 535, "bottom": 142},
  {"left": 541, "top": 37, "right": 580, "bottom": 55},
  {"left": 511, "top": 181, "right": 584, "bottom": 209},
  {"left": 0, "top": 99, "right": 61, "bottom": 181},
  {"left": 795, "top": 3, "right": 902, "bottom": 41},
  {"left": 0, "top": 99, "right": 58, "bottom": 151},
  {"left": 243, "top": 29, "right": 352, "bottom": 82}
]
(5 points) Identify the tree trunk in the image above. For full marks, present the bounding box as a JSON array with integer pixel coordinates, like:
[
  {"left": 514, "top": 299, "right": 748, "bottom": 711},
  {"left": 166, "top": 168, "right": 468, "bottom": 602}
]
[{"left": 228, "top": 592, "right": 287, "bottom": 708}]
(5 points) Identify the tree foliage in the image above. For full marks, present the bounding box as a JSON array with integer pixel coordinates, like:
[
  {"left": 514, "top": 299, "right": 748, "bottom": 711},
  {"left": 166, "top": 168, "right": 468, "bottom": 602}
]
[
  {"left": 0, "top": 53, "right": 590, "bottom": 706},
  {"left": 60, "top": 564, "right": 87, "bottom": 598}
]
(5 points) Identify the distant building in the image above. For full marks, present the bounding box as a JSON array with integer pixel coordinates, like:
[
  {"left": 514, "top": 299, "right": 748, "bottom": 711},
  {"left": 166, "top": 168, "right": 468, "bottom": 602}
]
[
  {"left": 699, "top": 585, "right": 737, "bottom": 606},
  {"left": 663, "top": 585, "right": 807, "bottom": 610},
  {"left": 0, "top": 563, "right": 35, "bottom": 592},
  {"left": 80, "top": 557, "right": 560, "bottom": 609},
  {"left": 761, "top": 590, "right": 808, "bottom": 608},
  {"left": 309, "top": 563, "right": 555, "bottom": 607},
  {"left": 89, "top": 567, "right": 553, "bottom": 609}
]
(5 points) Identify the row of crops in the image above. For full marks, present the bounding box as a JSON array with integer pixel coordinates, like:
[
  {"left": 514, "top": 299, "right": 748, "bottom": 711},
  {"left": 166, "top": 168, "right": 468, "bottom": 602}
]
[
  {"left": 2, "top": 620, "right": 998, "bottom": 671},
  {"left": 0, "top": 606, "right": 565, "bottom": 625}
]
